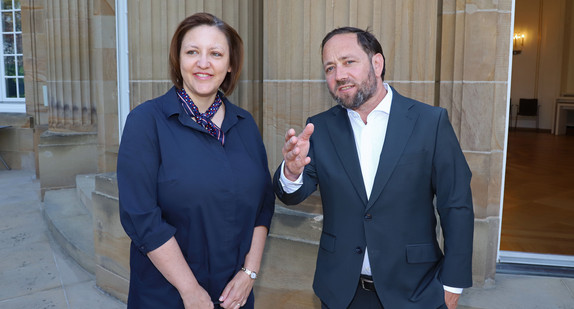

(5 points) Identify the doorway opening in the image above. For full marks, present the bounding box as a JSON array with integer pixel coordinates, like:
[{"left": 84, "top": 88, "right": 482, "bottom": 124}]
[{"left": 499, "top": 0, "right": 574, "bottom": 271}]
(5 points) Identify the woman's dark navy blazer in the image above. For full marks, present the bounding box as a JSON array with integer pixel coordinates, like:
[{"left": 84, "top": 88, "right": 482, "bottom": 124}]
[{"left": 117, "top": 87, "right": 275, "bottom": 308}]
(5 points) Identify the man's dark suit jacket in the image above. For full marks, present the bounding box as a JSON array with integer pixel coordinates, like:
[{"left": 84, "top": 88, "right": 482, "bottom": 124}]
[{"left": 273, "top": 87, "right": 474, "bottom": 309}]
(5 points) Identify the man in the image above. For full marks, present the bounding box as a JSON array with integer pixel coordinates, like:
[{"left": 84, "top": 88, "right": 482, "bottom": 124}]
[{"left": 273, "top": 27, "right": 474, "bottom": 309}]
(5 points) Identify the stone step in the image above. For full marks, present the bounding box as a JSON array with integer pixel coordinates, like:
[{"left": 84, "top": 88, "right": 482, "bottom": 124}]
[
  {"left": 43, "top": 188, "right": 95, "bottom": 274},
  {"left": 75, "top": 174, "right": 95, "bottom": 216},
  {"left": 269, "top": 205, "right": 322, "bottom": 244},
  {"left": 254, "top": 205, "right": 323, "bottom": 307}
]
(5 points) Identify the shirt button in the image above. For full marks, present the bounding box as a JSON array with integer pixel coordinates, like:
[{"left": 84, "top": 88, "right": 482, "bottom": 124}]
[
  {"left": 355, "top": 247, "right": 363, "bottom": 254},
  {"left": 364, "top": 214, "right": 372, "bottom": 220}
]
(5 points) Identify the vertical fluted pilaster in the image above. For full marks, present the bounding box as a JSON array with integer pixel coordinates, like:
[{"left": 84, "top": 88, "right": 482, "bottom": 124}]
[{"left": 45, "top": 0, "right": 95, "bottom": 131}]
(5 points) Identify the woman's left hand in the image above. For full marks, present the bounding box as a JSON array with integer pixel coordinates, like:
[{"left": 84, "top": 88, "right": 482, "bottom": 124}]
[{"left": 218, "top": 270, "right": 254, "bottom": 308}]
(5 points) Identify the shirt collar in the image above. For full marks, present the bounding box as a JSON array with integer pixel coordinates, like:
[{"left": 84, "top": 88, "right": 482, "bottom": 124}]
[
  {"left": 377, "top": 82, "right": 392, "bottom": 114},
  {"left": 346, "top": 82, "right": 393, "bottom": 119},
  {"left": 163, "top": 87, "right": 247, "bottom": 132}
]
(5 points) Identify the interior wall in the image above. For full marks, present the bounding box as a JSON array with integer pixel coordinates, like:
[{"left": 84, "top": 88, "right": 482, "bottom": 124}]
[
  {"left": 562, "top": 1, "right": 574, "bottom": 95},
  {"left": 511, "top": 0, "right": 566, "bottom": 130}
]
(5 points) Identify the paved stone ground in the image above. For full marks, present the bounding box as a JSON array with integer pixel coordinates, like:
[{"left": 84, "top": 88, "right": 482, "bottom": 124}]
[
  {"left": 0, "top": 170, "right": 125, "bottom": 309},
  {"left": 1, "top": 169, "right": 574, "bottom": 309}
]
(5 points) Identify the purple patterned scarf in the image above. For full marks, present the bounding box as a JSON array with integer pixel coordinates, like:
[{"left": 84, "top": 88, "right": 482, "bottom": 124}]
[{"left": 177, "top": 88, "right": 225, "bottom": 145}]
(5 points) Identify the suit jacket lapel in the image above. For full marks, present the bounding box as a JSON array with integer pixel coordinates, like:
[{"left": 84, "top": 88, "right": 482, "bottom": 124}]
[
  {"left": 367, "top": 89, "right": 418, "bottom": 209},
  {"left": 327, "top": 108, "right": 368, "bottom": 205}
]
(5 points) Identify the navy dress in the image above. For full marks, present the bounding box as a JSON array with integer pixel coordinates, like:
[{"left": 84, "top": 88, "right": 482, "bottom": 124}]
[{"left": 117, "top": 87, "right": 275, "bottom": 308}]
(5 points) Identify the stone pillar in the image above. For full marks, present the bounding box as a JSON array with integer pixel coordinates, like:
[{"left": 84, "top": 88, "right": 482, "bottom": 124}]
[
  {"left": 15, "top": 1, "right": 49, "bottom": 173},
  {"left": 21, "top": 0, "right": 49, "bottom": 125},
  {"left": 45, "top": 0, "right": 96, "bottom": 132},
  {"left": 439, "top": 0, "right": 513, "bottom": 287},
  {"left": 91, "top": 0, "right": 118, "bottom": 173},
  {"left": 35, "top": 0, "right": 101, "bottom": 193}
]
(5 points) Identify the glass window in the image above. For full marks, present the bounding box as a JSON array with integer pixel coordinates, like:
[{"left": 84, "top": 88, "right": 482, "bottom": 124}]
[
  {"left": 4, "top": 55, "right": 13, "bottom": 75},
  {"left": 3, "top": 33, "right": 13, "bottom": 54},
  {"left": 5, "top": 78, "right": 15, "bottom": 97},
  {"left": 1, "top": 0, "right": 25, "bottom": 106},
  {"left": 16, "top": 54, "right": 22, "bottom": 74},
  {"left": 1, "top": 0, "right": 13, "bottom": 10},
  {"left": 17, "top": 76, "right": 23, "bottom": 97},
  {"left": 14, "top": 10, "right": 19, "bottom": 31}
]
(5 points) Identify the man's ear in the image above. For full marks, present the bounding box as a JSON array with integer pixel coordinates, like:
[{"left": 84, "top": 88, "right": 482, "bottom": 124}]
[{"left": 372, "top": 53, "right": 384, "bottom": 77}]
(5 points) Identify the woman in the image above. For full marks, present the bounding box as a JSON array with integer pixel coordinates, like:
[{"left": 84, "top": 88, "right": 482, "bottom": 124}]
[{"left": 117, "top": 13, "right": 274, "bottom": 309}]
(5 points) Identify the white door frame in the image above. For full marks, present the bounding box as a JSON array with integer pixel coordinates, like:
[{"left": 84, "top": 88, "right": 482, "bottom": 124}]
[{"left": 497, "top": 0, "right": 574, "bottom": 268}]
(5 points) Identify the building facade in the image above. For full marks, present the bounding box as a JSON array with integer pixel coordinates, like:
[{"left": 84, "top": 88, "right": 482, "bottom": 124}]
[{"left": 1, "top": 0, "right": 515, "bottom": 304}]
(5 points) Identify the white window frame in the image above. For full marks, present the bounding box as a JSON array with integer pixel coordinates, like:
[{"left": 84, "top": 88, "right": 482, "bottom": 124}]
[
  {"left": 0, "top": 0, "right": 25, "bottom": 113},
  {"left": 116, "top": 0, "right": 130, "bottom": 139}
]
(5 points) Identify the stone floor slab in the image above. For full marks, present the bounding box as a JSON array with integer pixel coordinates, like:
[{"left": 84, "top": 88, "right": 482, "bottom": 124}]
[
  {"left": 65, "top": 281, "right": 126, "bottom": 309},
  {"left": 0, "top": 259, "right": 61, "bottom": 300},
  {"left": 0, "top": 211, "right": 48, "bottom": 246},
  {"left": 459, "top": 274, "right": 574, "bottom": 309},
  {"left": 0, "top": 286, "right": 68, "bottom": 309},
  {"left": 0, "top": 240, "right": 54, "bottom": 273}
]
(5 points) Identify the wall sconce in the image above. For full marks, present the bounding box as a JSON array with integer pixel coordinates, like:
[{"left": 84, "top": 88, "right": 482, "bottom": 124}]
[{"left": 513, "top": 33, "right": 525, "bottom": 55}]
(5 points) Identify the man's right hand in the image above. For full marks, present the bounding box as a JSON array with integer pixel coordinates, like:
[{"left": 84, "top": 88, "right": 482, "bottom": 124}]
[{"left": 282, "top": 123, "right": 314, "bottom": 181}]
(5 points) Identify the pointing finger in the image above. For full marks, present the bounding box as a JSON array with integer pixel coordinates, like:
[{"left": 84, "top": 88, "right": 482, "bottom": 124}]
[{"left": 299, "top": 123, "right": 314, "bottom": 141}]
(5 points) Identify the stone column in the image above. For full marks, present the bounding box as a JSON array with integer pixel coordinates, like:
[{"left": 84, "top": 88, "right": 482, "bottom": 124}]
[
  {"left": 45, "top": 0, "right": 96, "bottom": 132},
  {"left": 21, "top": 0, "right": 49, "bottom": 125},
  {"left": 90, "top": 0, "right": 118, "bottom": 172},
  {"left": 36, "top": 0, "right": 101, "bottom": 194},
  {"left": 439, "top": 0, "right": 513, "bottom": 287}
]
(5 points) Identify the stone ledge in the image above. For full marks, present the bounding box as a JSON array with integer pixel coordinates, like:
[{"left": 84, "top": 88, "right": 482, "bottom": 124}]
[{"left": 43, "top": 188, "right": 95, "bottom": 274}]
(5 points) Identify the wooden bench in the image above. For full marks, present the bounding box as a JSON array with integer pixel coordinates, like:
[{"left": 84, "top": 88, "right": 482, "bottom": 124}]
[{"left": 0, "top": 125, "right": 11, "bottom": 170}]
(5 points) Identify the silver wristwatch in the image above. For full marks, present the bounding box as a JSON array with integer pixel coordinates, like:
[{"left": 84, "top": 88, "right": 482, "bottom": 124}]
[{"left": 241, "top": 267, "right": 257, "bottom": 280}]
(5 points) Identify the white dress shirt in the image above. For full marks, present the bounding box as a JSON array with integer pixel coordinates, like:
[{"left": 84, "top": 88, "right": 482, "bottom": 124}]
[{"left": 279, "top": 83, "right": 462, "bottom": 294}]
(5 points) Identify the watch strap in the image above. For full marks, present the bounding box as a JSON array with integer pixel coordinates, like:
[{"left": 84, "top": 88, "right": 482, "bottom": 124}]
[{"left": 241, "top": 267, "right": 257, "bottom": 280}]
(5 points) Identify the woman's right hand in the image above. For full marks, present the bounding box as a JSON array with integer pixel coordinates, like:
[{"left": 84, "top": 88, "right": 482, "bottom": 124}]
[
  {"left": 146, "top": 237, "right": 214, "bottom": 308},
  {"left": 180, "top": 284, "right": 215, "bottom": 309}
]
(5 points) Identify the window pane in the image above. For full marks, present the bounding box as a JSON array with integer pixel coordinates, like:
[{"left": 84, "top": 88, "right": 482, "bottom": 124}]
[
  {"left": 15, "top": 33, "right": 21, "bottom": 53},
  {"left": 5, "top": 78, "right": 16, "bottom": 98},
  {"left": 17, "top": 55, "right": 23, "bottom": 75},
  {"left": 2, "top": 12, "right": 13, "bottom": 32},
  {"left": 14, "top": 0, "right": 19, "bottom": 10},
  {"left": 3, "top": 34, "right": 13, "bottom": 54},
  {"left": 15, "top": 10, "right": 20, "bottom": 31},
  {"left": 1, "top": 0, "right": 13, "bottom": 10},
  {"left": 18, "top": 77, "right": 24, "bottom": 98},
  {"left": 4, "top": 56, "right": 14, "bottom": 76}
]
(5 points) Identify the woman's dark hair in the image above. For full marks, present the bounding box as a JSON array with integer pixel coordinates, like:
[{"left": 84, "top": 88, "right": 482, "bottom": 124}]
[
  {"left": 169, "top": 12, "right": 244, "bottom": 96},
  {"left": 321, "top": 27, "right": 386, "bottom": 80}
]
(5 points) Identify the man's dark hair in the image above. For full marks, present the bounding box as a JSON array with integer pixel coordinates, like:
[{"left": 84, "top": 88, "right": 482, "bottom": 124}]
[{"left": 321, "top": 27, "right": 386, "bottom": 80}]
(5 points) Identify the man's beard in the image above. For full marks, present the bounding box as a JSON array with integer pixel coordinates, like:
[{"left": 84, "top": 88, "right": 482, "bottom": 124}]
[{"left": 330, "top": 67, "right": 378, "bottom": 110}]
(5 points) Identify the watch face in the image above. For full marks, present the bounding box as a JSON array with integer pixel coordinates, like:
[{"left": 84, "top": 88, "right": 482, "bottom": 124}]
[{"left": 250, "top": 272, "right": 256, "bottom": 279}]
